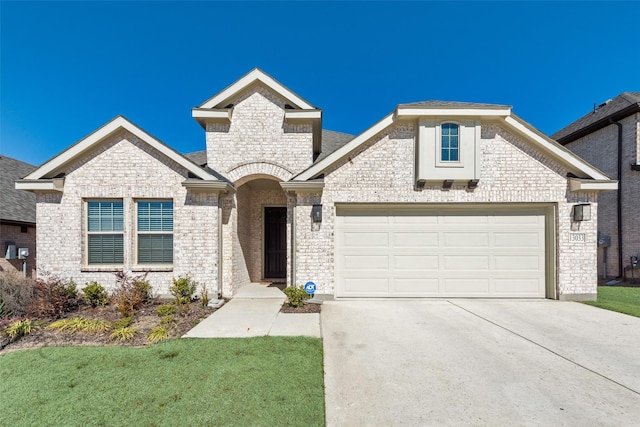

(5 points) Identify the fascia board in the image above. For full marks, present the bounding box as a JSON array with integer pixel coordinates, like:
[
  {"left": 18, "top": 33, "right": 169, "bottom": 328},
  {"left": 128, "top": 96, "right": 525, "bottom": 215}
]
[
  {"left": 503, "top": 116, "right": 610, "bottom": 181},
  {"left": 15, "top": 178, "right": 64, "bottom": 192},
  {"left": 181, "top": 180, "right": 235, "bottom": 193},
  {"left": 23, "top": 116, "right": 219, "bottom": 182},
  {"left": 198, "top": 69, "right": 314, "bottom": 110},
  {"left": 396, "top": 107, "right": 511, "bottom": 118},
  {"left": 280, "top": 181, "right": 325, "bottom": 193},
  {"left": 284, "top": 110, "right": 322, "bottom": 120},
  {"left": 191, "top": 108, "right": 232, "bottom": 120},
  {"left": 295, "top": 113, "right": 395, "bottom": 181},
  {"left": 569, "top": 178, "right": 618, "bottom": 192}
]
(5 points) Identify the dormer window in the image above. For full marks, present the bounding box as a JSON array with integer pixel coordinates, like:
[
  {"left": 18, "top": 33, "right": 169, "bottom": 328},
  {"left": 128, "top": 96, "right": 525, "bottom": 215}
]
[{"left": 441, "top": 123, "right": 460, "bottom": 162}]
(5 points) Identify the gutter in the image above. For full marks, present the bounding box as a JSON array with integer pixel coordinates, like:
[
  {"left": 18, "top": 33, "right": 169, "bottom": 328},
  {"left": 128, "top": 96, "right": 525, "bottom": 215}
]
[
  {"left": 555, "top": 103, "right": 640, "bottom": 145},
  {"left": 609, "top": 118, "right": 624, "bottom": 278}
]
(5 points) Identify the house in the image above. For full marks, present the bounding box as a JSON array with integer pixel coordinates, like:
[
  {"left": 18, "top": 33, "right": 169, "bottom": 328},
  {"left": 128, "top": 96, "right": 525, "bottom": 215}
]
[
  {"left": 1, "top": 155, "right": 37, "bottom": 276},
  {"left": 16, "top": 69, "right": 617, "bottom": 301},
  {"left": 553, "top": 93, "right": 640, "bottom": 281}
]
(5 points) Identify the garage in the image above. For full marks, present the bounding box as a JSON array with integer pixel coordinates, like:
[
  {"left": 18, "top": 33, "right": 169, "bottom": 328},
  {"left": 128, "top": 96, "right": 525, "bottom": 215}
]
[{"left": 335, "top": 205, "right": 551, "bottom": 298}]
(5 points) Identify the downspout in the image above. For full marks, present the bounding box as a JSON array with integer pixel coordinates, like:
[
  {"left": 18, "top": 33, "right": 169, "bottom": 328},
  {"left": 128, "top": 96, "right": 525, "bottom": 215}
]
[
  {"left": 291, "top": 196, "right": 297, "bottom": 288},
  {"left": 609, "top": 118, "right": 623, "bottom": 278},
  {"left": 217, "top": 195, "right": 223, "bottom": 299}
]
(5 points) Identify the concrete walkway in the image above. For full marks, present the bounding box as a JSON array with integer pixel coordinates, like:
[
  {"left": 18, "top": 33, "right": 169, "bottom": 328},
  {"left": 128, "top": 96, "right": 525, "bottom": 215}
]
[{"left": 183, "top": 283, "right": 321, "bottom": 338}]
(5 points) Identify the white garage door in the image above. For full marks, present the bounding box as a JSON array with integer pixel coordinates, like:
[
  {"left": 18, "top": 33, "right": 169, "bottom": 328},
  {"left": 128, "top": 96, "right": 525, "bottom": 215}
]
[{"left": 335, "top": 207, "right": 548, "bottom": 298}]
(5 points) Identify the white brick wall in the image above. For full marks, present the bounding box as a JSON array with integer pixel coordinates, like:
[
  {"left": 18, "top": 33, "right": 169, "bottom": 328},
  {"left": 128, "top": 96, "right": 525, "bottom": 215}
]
[
  {"left": 293, "top": 121, "right": 599, "bottom": 300},
  {"left": 563, "top": 113, "right": 639, "bottom": 279},
  {"left": 35, "top": 131, "right": 220, "bottom": 295}
]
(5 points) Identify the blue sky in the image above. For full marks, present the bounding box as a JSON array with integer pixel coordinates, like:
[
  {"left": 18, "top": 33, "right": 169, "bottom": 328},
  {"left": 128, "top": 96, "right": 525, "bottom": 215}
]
[{"left": 1, "top": 1, "right": 639, "bottom": 166}]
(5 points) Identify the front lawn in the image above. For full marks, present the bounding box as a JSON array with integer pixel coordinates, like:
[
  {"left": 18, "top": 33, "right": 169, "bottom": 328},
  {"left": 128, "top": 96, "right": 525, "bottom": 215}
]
[
  {"left": 0, "top": 337, "right": 324, "bottom": 427},
  {"left": 584, "top": 286, "right": 640, "bottom": 318}
]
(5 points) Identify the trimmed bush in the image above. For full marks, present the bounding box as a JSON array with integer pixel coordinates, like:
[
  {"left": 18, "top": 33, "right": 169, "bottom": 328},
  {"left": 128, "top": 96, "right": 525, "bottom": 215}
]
[
  {"left": 283, "top": 285, "right": 311, "bottom": 308},
  {"left": 0, "top": 272, "right": 34, "bottom": 318},
  {"left": 170, "top": 276, "right": 197, "bottom": 305},
  {"left": 29, "top": 275, "right": 78, "bottom": 318},
  {"left": 82, "top": 282, "right": 109, "bottom": 307}
]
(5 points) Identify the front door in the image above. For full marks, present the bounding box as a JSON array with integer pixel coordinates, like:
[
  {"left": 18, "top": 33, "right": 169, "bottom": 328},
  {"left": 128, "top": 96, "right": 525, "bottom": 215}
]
[{"left": 264, "top": 207, "right": 287, "bottom": 279}]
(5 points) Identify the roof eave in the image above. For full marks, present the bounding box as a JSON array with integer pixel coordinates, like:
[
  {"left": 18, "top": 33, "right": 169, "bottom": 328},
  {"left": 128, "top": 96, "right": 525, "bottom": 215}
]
[
  {"left": 556, "top": 103, "right": 640, "bottom": 145},
  {"left": 395, "top": 106, "right": 511, "bottom": 119},
  {"left": 15, "top": 178, "right": 65, "bottom": 192},
  {"left": 569, "top": 178, "right": 618, "bottom": 192}
]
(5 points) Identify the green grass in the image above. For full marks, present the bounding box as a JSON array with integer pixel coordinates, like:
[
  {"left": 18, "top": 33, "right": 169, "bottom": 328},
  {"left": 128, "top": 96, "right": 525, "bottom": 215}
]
[
  {"left": 584, "top": 286, "right": 640, "bottom": 318},
  {"left": 0, "top": 337, "right": 324, "bottom": 427}
]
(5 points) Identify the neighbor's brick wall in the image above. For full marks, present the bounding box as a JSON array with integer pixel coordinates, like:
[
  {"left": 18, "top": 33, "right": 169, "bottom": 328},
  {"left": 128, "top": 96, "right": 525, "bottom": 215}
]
[
  {"left": 294, "top": 121, "right": 599, "bottom": 299},
  {"left": 205, "top": 85, "right": 314, "bottom": 177},
  {"left": 563, "top": 113, "right": 639, "bottom": 278},
  {"left": 35, "top": 131, "right": 220, "bottom": 295},
  {"left": 0, "top": 223, "right": 36, "bottom": 277}
]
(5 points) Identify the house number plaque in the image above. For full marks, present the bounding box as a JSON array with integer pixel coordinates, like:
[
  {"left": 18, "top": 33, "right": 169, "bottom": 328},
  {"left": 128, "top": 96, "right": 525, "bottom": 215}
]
[{"left": 569, "top": 233, "right": 585, "bottom": 242}]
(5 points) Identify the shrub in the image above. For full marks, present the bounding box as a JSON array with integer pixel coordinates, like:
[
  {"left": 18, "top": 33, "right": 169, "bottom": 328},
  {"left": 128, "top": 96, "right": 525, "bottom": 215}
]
[
  {"left": 170, "top": 276, "right": 197, "bottom": 305},
  {"left": 200, "top": 284, "right": 210, "bottom": 307},
  {"left": 109, "top": 325, "right": 137, "bottom": 341},
  {"left": 112, "top": 317, "right": 133, "bottom": 329},
  {"left": 82, "top": 282, "right": 109, "bottom": 307},
  {"left": 47, "top": 317, "right": 111, "bottom": 334},
  {"left": 111, "top": 272, "right": 151, "bottom": 318},
  {"left": 4, "top": 318, "right": 35, "bottom": 341},
  {"left": 148, "top": 325, "right": 169, "bottom": 343},
  {"left": 29, "top": 274, "right": 78, "bottom": 318},
  {"left": 283, "top": 285, "right": 311, "bottom": 308},
  {"left": 160, "top": 315, "right": 175, "bottom": 325},
  {"left": 157, "top": 304, "right": 176, "bottom": 317},
  {"left": 0, "top": 272, "right": 34, "bottom": 317}
]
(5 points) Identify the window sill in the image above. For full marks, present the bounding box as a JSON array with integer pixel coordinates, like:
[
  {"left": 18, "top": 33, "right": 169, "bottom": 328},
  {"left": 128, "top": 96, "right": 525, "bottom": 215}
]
[
  {"left": 131, "top": 265, "right": 174, "bottom": 272},
  {"left": 81, "top": 266, "right": 124, "bottom": 272}
]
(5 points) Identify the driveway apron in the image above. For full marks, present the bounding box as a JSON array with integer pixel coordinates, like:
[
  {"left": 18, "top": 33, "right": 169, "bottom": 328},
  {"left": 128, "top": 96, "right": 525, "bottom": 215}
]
[{"left": 322, "top": 300, "right": 640, "bottom": 426}]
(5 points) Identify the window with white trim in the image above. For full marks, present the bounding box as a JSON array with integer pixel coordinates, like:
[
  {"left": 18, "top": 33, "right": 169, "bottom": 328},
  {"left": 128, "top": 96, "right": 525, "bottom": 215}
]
[
  {"left": 87, "top": 200, "right": 124, "bottom": 264},
  {"left": 137, "top": 201, "right": 173, "bottom": 264},
  {"left": 440, "top": 123, "right": 460, "bottom": 162}
]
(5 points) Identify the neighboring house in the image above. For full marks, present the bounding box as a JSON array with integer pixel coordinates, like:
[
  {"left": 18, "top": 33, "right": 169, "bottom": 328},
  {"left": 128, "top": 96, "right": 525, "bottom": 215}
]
[
  {"left": 553, "top": 92, "right": 640, "bottom": 281},
  {"left": 1, "top": 155, "right": 36, "bottom": 276},
  {"left": 16, "top": 69, "right": 616, "bottom": 301}
]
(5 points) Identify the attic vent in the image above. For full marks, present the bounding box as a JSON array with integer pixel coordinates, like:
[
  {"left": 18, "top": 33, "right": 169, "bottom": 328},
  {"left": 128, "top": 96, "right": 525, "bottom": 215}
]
[
  {"left": 598, "top": 99, "right": 612, "bottom": 108},
  {"left": 224, "top": 104, "right": 234, "bottom": 109},
  {"left": 284, "top": 104, "right": 295, "bottom": 110}
]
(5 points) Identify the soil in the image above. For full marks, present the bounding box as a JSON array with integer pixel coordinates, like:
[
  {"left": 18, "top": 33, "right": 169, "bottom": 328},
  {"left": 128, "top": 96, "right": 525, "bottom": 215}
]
[
  {"left": 0, "top": 299, "right": 216, "bottom": 355},
  {"left": 280, "top": 303, "right": 322, "bottom": 314}
]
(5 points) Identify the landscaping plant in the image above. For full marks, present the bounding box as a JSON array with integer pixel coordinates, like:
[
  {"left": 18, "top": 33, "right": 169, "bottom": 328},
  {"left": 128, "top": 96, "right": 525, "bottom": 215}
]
[
  {"left": 147, "top": 325, "right": 169, "bottom": 343},
  {"left": 0, "top": 272, "right": 34, "bottom": 317},
  {"left": 4, "top": 318, "right": 35, "bottom": 341},
  {"left": 170, "top": 276, "right": 197, "bottom": 305},
  {"left": 28, "top": 274, "right": 78, "bottom": 318},
  {"left": 200, "top": 284, "right": 210, "bottom": 307},
  {"left": 156, "top": 304, "right": 176, "bottom": 317},
  {"left": 283, "top": 285, "right": 311, "bottom": 307},
  {"left": 109, "top": 325, "right": 137, "bottom": 341},
  {"left": 82, "top": 282, "right": 109, "bottom": 307},
  {"left": 111, "top": 272, "right": 151, "bottom": 318}
]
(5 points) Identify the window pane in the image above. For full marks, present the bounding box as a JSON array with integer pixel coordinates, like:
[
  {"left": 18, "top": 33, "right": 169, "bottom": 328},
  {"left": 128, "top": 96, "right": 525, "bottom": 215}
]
[
  {"left": 138, "top": 234, "right": 173, "bottom": 264},
  {"left": 450, "top": 135, "right": 459, "bottom": 148},
  {"left": 441, "top": 149, "right": 450, "bottom": 161},
  {"left": 88, "top": 234, "right": 123, "bottom": 264},
  {"left": 450, "top": 149, "right": 459, "bottom": 162},
  {"left": 138, "top": 201, "right": 173, "bottom": 232},
  {"left": 442, "top": 125, "right": 450, "bottom": 136},
  {"left": 450, "top": 124, "right": 459, "bottom": 136},
  {"left": 88, "top": 201, "right": 123, "bottom": 232}
]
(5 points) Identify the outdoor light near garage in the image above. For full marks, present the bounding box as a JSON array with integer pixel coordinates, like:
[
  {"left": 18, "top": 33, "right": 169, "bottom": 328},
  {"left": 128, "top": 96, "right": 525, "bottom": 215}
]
[
  {"left": 312, "top": 204, "right": 322, "bottom": 222},
  {"left": 573, "top": 203, "right": 591, "bottom": 221}
]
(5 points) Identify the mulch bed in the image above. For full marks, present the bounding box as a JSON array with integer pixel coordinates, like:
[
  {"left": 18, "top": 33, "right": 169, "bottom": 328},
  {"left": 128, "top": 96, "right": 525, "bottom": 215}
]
[
  {"left": 280, "top": 303, "right": 321, "bottom": 314},
  {"left": 0, "top": 300, "right": 215, "bottom": 354}
]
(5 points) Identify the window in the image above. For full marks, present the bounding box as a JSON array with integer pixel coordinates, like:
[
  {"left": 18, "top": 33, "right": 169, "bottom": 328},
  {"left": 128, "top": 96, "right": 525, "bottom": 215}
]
[
  {"left": 87, "top": 201, "right": 124, "bottom": 264},
  {"left": 440, "top": 123, "right": 459, "bottom": 162},
  {"left": 137, "top": 201, "right": 173, "bottom": 264}
]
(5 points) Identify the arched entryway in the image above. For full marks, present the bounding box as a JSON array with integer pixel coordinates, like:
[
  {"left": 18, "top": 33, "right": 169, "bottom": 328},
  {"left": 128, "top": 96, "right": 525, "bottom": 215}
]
[{"left": 236, "top": 177, "right": 288, "bottom": 283}]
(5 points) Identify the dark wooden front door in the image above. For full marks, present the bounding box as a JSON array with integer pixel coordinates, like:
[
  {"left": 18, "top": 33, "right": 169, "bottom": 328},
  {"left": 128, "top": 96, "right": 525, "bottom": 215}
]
[{"left": 264, "top": 207, "right": 287, "bottom": 279}]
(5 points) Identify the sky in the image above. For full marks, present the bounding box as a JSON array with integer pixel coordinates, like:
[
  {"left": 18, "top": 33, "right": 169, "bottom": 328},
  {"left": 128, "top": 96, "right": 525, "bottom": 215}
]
[{"left": 1, "top": 1, "right": 639, "bottom": 166}]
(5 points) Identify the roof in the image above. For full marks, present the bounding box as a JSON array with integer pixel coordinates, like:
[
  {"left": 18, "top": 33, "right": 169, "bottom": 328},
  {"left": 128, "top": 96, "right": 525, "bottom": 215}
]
[
  {"left": 183, "top": 129, "right": 355, "bottom": 167},
  {"left": 552, "top": 92, "right": 640, "bottom": 143},
  {"left": 0, "top": 155, "right": 36, "bottom": 224},
  {"left": 398, "top": 100, "right": 511, "bottom": 109}
]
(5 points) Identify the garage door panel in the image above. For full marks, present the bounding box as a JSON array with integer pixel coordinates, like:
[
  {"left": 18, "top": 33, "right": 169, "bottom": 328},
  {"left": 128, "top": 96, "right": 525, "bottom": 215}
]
[
  {"left": 344, "top": 255, "right": 389, "bottom": 270},
  {"left": 393, "top": 232, "right": 438, "bottom": 247},
  {"left": 343, "top": 232, "right": 388, "bottom": 247},
  {"left": 394, "top": 255, "right": 439, "bottom": 270},
  {"left": 443, "top": 232, "right": 489, "bottom": 248},
  {"left": 336, "top": 207, "right": 547, "bottom": 298},
  {"left": 443, "top": 278, "right": 490, "bottom": 294},
  {"left": 443, "top": 255, "right": 489, "bottom": 271}
]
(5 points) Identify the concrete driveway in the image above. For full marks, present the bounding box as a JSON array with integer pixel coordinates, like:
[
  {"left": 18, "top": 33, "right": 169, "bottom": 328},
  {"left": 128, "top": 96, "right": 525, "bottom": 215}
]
[{"left": 322, "top": 300, "right": 640, "bottom": 426}]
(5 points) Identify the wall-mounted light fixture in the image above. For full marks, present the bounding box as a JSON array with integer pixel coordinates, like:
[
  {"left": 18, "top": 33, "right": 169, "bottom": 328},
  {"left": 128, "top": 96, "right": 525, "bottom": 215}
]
[
  {"left": 442, "top": 180, "right": 454, "bottom": 191},
  {"left": 312, "top": 204, "right": 322, "bottom": 222},
  {"left": 573, "top": 203, "right": 591, "bottom": 221}
]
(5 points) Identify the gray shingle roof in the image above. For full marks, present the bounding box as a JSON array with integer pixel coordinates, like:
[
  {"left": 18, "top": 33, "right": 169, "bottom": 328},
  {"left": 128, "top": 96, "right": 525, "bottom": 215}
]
[
  {"left": 552, "top": 92, "right": 640, "bottom": 142},
  {"left": 182, "top": 129, "right": 355, "bottom": 168},
  {"left": 0, "top": 155, "right": 36, "bottom": 224},
  {"left": 398, "top": 100, "right": 511, "bottom": 109}
]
